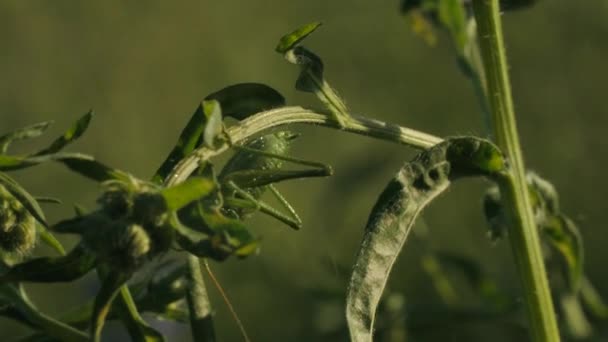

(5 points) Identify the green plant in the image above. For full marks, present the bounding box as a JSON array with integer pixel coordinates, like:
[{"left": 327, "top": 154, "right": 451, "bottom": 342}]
[{"left": 0, "top": 1, "right": 606, "bottom": 341}]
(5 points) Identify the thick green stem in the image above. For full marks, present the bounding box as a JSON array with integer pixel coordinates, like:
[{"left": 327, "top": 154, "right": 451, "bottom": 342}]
[
  {"left": 472, "top": 1, "right": 560, "bottom": 341},
  {"left": 186, "top": 255, "right": 216, "bottom": 342},
  {"left": 165, "top": 106, "right": 442, "bottom": 185}
]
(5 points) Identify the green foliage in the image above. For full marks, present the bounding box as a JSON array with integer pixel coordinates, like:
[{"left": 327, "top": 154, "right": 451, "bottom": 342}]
[{"left": 0, "top": 3, "right": 605, "bottom": 342}]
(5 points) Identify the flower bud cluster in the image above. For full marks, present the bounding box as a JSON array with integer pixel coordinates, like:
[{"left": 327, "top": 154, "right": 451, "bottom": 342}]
[
  {"left": 89, "top": 179, "right": 173, "bottom": 271},
  {"left": 0, "top": 185, "right": 36, "bottom": 264}
]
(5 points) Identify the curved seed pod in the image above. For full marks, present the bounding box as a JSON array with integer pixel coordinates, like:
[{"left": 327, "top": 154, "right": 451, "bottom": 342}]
[{"left": 346, "top": 136, "right": 504, "bottom": 342}]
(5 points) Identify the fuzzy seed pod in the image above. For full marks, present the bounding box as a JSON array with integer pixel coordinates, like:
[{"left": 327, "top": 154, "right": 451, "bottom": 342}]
[{"left": 0, "top": 185, "right": 37, "bottom": 263}]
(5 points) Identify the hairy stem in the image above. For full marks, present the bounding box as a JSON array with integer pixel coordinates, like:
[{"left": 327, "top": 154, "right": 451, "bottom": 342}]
[
  {"left": 186, "top": 255, "right": 216, "bottom": 342},
  {"left": 472, "top": 1, "right": 560, "bottom": 341},
  {"left": 166, "top": 106, "right": 442, "bottom": 185}
]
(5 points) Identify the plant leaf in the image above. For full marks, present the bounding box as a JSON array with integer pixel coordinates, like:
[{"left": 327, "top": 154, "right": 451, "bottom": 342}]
[
  {"left": 438, "top": 0, "right": 468, "bottom": 52},
  {"left": 0, "top": 244, "right": 96, "bottom": 283},
  {"left": 0, "top": 121, "right": 53, "bottom": 154},
  {"left": 152, "top": 104, "right": 206, "bottom": 184},
  {"left": 34, "top": 111, "right": 93, "bottom": 156},
  {"left": 160, "top": 177, "right": 216, "bottom": 212},
  {"left": 0, "top": 172, "right": 65, "bottom": 255},
  {"left": 204, "top": 83, "right": 285, "bottom": 121},
  {"left": 277, "top": 23, "right": 349, "bottom": 127},
  {"left": 275, "top": 22, "right": 322, "bottom": 53},
  {"left": 0, "top": 152, "right": 93, "bottom": 171},
  {"left": 152, "top": 84, "right": 286, "bottom": 185},
  {"left": 201, "top": 100, "right": 223, "bottom": 149},
  {"left": 91, "top": 271, "right": 130, "bottom": 342},
  {"left": 484, "top": 172, "right": 584, "bottom": 292},
  {"left": 113, "top": 285, "right": 166, "bottom": 342},
  {"left": 346, "top": 137, "right": 504, "bottom": 342},
  {"left": 57, "top": 156, "right": 132, "bottom": 183},
  {"left": 34, "top": 196, "right": 62, "bottom": 204}
]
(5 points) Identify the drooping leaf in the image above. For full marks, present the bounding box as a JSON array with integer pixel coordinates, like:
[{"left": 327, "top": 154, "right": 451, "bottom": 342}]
[
  {"left": 346, "top": 137, "right": 504, "bottom": 342},
  {"left": 34, "top": 111, "right": 93, "bottom": 156},
  {"left": 277, "top": 23, "right": 349, "bottom": 127},
  {"left": 204, "top": 83, "right": 285, "bottom": 121},
  {"left": 437, "top": 0, "right": 468, "bottom": 52},
  {"left": 91, "top": 271, "right": 130, "bottom": 342},
  {"left": 0, "top": 172, "right": 65, "bottom": 255},
  {"left": 57, "top": 156, "right": 132, "bottom": 183},
  {"left": 112, "top": 282, "right": 166, "bottom": 342},
  {"left": 0, "top": 121, "right": 53, "bottom": 154},
  {"left": 0, "top": 244, "right": 96, "bottom": 283},
  {"left": 544, "top": 215, "right": 584, "bottom": 292},
  {"left": 175, "top": 209, "right": 257, "bottom": 261},
  {"left": 580, "top": 276, "right": 608, "bottom": 320},
  {"left": 484, "top": 172, "right": 584, "bottom": 292},
  {"left": 160, "top": 177, "right": 216, "bottom": 212},
  {"left": 201, "top": 100, "right": 223, "bottom": 149},
  {"left": 560, "top": 292, "right": 593, "bottom": 339},
  {"left": 275, "top": 22, "right": 322, "bottom": 53},
  {"left": 0, "top": 283, "right": 88, "bottom": 341}
]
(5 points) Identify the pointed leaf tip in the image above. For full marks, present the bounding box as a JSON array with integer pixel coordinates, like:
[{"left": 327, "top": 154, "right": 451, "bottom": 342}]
[{"left": 275, "top": 22, "right": 322, "bottom": 53}]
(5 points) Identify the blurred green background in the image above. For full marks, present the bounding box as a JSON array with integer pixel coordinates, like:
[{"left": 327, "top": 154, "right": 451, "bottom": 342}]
[{"left": 1, "top": 1, "right": 607, "bottom": 341}]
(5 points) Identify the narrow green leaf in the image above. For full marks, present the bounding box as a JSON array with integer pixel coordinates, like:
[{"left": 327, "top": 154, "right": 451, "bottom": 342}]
[
  {"left": 34, "top": 196, "right": 62, "bottom": 204},
  {"left": 34, "top": 111, "right": 93, "bottom": 156},
  {"left": 175, "top": 210, "right": 257, "bottom": 261},
  {"left": 484, "top": 172, "right": 584, "bottom": 292},
  {"left": 544, "top": 215, "right": 584, "bottom": 292},
  {"left": 0, "top": 152, "right": 93, "bottom": 171},
  {"left": 580, "top": 276, "right": 608, "bottom": 320},
  {"left": 91, "top": 271, "right": 130, "bottom": 342},
  {"left": 0, "top": 171, "right": 65, "bottom": 254},
  {"left": 275, "top": 22, "right": 322, "bottom": 53},
  {"left": 346, "top": 137, "right": 504, "bottom": 342},
  {"left": 201, "top": 100, "right": 223, "bottom": 149},
  {"left": 0, "top": 172, "right": 47, "bottom": 229},
  {"left": 0, "top": 244, "right": 96, "bottom": 283},
  {"left": 57, "top": 156, "right": 132, "bottom": 183},
  {"left": 161, "top": 177, "right": 216, "bottom": 212},
  {"left": 152, "top": 104, "right": 205, "bottom": 184},
  {"left": 0, "top": 121, "right": 53, "bottom": 154},
  {"left": 36, "top": 224, "right": 67, "bottom": 256},
  {"left": 204, "top": 83, "right": 285, "bottom": 121},
  {"left": 438, "top": 0, "right": 468, "bottom": 52},
  {"left": 276, "top": 23, "right": 349, "bottom": 127},
  {"left": 152, "top": 84, "right": 285, "bottom": 184},
  {"left": 113, "top": 284, "right": 166, "bottom": 342}
]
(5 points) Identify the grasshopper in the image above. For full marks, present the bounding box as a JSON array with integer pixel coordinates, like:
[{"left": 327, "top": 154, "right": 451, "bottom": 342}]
[{"left": 181, "top": 130, "right": 332, "bottom": 235}]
